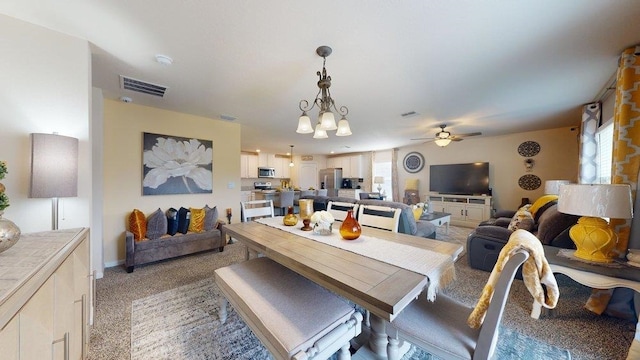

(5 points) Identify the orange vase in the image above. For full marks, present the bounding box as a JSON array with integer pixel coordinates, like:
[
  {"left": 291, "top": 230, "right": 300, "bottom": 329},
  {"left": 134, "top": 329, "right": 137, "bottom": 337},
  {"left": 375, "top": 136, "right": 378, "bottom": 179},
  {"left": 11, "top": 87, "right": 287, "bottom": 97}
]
[{"left": 339, "top": 209, "right": 361, "bottom": 240}]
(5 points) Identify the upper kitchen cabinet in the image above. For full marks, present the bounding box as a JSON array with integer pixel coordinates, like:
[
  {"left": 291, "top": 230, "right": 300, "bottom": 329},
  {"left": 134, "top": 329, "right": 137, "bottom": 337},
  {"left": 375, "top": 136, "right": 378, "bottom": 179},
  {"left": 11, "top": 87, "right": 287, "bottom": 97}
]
[
  {"left": 327, "top": 154, "right": 363, "bottom": 178},
  {"left": 240, "top": 153, "right": 258, "bottom": 178}
]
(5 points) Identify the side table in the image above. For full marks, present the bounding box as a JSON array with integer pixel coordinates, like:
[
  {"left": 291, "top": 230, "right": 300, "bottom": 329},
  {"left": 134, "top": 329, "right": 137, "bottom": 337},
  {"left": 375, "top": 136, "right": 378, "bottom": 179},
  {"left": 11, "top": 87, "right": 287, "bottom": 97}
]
[{"left": 420, "top": 211, "right": 451, "bottom": 234}]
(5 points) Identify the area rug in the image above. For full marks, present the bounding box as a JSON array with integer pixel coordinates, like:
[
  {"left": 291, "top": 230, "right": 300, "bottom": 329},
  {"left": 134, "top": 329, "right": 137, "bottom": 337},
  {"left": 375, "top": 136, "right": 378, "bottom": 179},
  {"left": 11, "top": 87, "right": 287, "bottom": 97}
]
[
  {"left": 436, "top": 225, "right": 470, "bottom": 258},
  {"left": 131, "top": 278, "right": 571, "bottom": 360}
]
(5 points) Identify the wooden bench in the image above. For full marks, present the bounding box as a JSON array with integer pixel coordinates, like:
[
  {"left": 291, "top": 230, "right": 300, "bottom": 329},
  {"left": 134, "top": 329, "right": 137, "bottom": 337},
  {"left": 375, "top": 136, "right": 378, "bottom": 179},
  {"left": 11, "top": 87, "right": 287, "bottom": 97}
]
[{"left": 214, "top": 257, "right": 363, "bottom": 360}]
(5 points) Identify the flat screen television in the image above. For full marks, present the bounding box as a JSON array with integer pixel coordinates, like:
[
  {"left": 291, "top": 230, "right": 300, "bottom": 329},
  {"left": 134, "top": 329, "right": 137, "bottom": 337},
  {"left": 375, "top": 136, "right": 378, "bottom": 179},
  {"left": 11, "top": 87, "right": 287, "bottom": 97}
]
[{"left": 429, "top": 162, "right": 490, "bottom": 195}]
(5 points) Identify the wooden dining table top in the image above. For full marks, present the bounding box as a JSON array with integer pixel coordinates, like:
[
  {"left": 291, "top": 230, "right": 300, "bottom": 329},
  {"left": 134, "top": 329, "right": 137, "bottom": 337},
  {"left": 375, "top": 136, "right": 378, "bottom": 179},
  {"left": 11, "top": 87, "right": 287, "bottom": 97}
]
[{"left": 221, "top": 221, "right": 463, "bottom": 321}]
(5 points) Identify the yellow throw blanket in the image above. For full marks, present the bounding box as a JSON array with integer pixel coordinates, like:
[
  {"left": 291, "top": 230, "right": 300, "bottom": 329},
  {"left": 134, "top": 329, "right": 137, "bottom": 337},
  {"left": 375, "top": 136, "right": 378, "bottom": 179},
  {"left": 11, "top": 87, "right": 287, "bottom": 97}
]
[{"left": 467, "top": 229, "right": 559, "bottom": 329}]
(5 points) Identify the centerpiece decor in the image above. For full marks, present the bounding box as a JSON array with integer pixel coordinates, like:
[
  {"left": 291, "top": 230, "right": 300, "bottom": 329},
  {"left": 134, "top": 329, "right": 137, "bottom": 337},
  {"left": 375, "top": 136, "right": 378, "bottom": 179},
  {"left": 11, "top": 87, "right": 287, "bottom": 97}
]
[
  {"left": 283, "top": 206, "right": 298, "bottom": 226},
  {"left": 0, "top": 161, "right": 21, "bottom": 254},
  {"left": 299, "top": 199, "right": 314, "bottom": 231},
  {"left": 310, "top": 210, "right": 334, "bottom": 235},
  {"left": 339, "top": 209, "right": 361, "bottom": 240}
]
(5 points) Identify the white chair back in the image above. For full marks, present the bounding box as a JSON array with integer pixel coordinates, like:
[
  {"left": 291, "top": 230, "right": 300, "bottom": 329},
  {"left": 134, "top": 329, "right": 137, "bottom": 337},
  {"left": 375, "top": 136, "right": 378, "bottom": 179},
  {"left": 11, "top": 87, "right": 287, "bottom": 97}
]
[
  {"left": 327, "top": 201, "right": 359, "bottom": 222},
  {"left": 357, "top": 204, "right": 401, "bottom": 232},
  {"left": 241, "top": 200, "right": 275, "bottom": 222}
]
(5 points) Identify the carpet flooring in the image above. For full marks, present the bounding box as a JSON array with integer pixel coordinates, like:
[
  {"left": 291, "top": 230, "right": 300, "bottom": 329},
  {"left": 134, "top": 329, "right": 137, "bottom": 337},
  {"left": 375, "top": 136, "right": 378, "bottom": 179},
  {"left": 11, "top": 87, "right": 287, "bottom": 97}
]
[
  {"left": 88, "top": 226, "right": 636, "bottom": 360},
  {"left": 130, "top": 277, "right": 570, "bottom": 360}
]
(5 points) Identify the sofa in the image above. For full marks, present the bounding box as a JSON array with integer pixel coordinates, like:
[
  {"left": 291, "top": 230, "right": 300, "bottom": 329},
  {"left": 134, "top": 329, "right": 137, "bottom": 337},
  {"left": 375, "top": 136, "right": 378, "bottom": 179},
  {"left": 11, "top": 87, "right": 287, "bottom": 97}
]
[
  {"left": 299, "top": 195, "right": 437, "bottom": 239},
  {"left": 467, "top": 196, "right": 580, "bottom": 273},
  {"left": 125, "top": 206, "right": 226, "bottom": 272}
]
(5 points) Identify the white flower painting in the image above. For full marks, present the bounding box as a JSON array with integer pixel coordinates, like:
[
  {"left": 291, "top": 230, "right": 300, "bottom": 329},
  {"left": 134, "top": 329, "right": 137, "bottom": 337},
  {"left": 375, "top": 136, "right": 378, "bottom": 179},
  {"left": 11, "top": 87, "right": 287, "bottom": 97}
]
[{"left": 142, "top": 133, "right": 213, "bottom": 195}]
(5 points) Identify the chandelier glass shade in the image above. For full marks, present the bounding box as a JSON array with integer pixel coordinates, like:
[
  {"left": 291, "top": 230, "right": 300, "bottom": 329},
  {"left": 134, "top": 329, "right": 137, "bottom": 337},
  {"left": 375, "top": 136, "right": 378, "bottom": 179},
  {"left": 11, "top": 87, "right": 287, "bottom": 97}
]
[{"left": 297, "top": 46, "right": 351, "bottom": 138}]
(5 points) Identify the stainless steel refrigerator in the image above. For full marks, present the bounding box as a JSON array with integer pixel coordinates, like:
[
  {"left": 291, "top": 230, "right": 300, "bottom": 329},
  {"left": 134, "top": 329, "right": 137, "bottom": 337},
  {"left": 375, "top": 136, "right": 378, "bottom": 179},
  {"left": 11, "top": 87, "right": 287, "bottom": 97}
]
[{"left": 319, "top": 168, "right": 342, "bottom": 197}]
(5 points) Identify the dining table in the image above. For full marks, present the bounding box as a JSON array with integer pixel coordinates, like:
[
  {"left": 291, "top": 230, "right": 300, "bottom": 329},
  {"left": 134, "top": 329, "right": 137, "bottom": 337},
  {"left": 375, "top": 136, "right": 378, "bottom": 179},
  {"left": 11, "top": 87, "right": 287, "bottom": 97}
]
[{"left": 220, "top": 217, "right": 463, "bottom": 358}]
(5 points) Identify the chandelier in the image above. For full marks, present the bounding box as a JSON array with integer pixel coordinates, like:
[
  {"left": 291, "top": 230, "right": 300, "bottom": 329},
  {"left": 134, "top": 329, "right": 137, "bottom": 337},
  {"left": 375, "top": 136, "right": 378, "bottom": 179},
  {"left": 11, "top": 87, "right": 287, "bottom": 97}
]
[{"left": 296, "top": 46, "right": 352, "bottom": 138}]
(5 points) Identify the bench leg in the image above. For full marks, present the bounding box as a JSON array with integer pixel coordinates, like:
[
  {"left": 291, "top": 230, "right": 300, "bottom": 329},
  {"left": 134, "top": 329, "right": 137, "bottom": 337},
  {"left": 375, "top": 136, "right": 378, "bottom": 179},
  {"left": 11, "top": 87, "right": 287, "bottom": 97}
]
[
  {"left": 219, "top": 297, "right": 228, "bottom": 323},
  {"left": 337, "top": 343, "right": 351, "bottom": 360}
]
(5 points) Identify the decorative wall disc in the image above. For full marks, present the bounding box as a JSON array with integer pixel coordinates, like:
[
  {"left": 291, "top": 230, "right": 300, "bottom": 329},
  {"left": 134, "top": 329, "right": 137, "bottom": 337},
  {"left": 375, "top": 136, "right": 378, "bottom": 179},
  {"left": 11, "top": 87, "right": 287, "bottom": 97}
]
[
  {"left": 403, "top": 152, "right": 425, "bottom": 173},
  {"left": 518, "top": 174, "right": 541, "bottom": 190},
  {"left": 517, "top": 141, "right": 541, "bottom": 157}
]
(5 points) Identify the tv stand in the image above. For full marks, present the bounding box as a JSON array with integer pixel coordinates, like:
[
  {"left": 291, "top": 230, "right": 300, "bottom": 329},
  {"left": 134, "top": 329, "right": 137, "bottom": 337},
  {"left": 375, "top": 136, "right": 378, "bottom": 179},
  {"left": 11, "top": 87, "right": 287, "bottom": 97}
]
[{"left": 427, "top": 193, "right": 492, "bottom": 228}]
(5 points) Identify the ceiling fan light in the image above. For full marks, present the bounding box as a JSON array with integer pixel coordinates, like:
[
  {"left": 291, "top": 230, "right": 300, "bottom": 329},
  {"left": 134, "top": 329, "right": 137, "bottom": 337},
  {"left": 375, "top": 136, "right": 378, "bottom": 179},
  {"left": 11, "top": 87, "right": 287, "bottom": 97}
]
[
  {"left": 319, "top": 111, "right": 337, "bottom": 130},
  {"left": 437, "top": 131, "right": 450, "bottom": 139},
  {"left": 336, "top": 118, "right": 352, "bottom": 136},
  {"left": 313, "top": 124, "right": 328, "bottom": 139},
  {"left": 296, "top": 112, "right": 314, "bottom": 134},
  {"left": 434, "top": 138, "right": 452, "bottom": 147}
]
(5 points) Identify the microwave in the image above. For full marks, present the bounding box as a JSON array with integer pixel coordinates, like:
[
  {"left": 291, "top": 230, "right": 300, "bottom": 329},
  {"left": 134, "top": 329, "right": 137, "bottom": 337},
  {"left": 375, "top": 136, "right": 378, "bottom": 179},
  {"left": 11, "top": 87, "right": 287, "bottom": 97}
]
[{"left": 258, "top": 167, "right": 276, "bottom": 178}]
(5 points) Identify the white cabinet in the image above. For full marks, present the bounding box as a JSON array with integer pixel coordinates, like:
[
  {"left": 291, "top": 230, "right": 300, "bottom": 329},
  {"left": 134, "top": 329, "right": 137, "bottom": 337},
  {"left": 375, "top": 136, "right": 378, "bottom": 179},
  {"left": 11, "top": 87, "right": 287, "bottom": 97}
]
[
  {"left": 0, "top": 228, "right": 91, "bottom": 360},
  {"left": 258, "top": 153, "right": 276, "bottom": 168},
  {"left": 337, "top": 189, "right": 362, "bottom": 199},
  {"left": 240, "top": 154, "right": 258, "bottom": 178},
  {"left": 273, "top": 157, "right": 291, "bottom": 179},
  {"left": 428, "top": 194, "right": 492, "bottom": 227},
  {"left": 326, "top": 155, "right": 363, "bottom": 178},
  {"left": 348, "top": 155, "right": 363, "bottom": 178}
]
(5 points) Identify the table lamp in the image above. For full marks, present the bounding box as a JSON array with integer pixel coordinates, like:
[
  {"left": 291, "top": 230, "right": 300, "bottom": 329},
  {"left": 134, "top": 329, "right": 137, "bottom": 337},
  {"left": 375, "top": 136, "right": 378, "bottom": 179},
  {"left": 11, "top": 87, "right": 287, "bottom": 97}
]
[
  {"left": 558, "top": 184, "right": 633, "bottom": 263},
  {"left": 544, "top": 180, "right": 570, "bottom": 195},
  {"left": 374, "top": 176, "right": 384, "bottom": 193}
]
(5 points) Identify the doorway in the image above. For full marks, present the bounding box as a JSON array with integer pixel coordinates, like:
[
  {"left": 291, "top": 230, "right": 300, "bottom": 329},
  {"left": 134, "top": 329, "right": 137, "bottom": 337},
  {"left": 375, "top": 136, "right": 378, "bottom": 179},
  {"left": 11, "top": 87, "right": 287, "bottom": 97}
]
[{"left": 299, "top": 162, "right": 318, "bottom": 190}]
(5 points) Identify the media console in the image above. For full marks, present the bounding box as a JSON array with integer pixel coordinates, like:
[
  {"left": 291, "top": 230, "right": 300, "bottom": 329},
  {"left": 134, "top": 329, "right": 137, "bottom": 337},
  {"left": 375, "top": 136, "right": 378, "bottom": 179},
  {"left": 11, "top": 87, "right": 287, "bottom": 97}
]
[{"left": 426, "top": 193, "right": 493, "bottom": 228}]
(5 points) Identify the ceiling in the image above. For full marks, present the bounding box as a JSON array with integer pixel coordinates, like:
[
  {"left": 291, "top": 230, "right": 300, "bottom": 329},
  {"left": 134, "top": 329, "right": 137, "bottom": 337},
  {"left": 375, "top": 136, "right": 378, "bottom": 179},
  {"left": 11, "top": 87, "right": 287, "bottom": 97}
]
[{"left": 2, "top": 1, "right": 639, "bottom": 155}]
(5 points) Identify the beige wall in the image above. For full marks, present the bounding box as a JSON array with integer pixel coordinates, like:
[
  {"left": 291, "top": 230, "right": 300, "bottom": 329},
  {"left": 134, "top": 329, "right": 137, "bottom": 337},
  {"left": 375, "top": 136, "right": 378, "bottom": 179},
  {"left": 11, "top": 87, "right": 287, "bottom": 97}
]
[
  {"left": 103, "top": 100, "right": 241, "bottom": 266},
  {"left": 0, "top": 15, "right": 92, "bottom": 233},
  {"left": 397, "top": 126, "right": 579, "bottom": 211}
]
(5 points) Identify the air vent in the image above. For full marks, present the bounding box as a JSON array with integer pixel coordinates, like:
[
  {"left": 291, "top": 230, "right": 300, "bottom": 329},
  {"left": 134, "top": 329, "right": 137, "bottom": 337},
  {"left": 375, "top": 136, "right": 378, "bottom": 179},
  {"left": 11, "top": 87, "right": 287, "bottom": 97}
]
[
  {"left": 401, "top": 111, "right": 417, "bottom": 117},
  {"left": 120, "top": 76, "right": 167, "bottom": 97}
]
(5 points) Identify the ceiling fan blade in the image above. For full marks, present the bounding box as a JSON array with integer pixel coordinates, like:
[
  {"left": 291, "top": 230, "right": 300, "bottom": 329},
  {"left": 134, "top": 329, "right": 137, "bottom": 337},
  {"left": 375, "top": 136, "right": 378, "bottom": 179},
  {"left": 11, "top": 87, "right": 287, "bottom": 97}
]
[
  {"left": 454, "top": 132, "right": 482, "bottom": 138},
  {"left": 410, "top": 137, "right": 434, "bottom": 141},
  {"left": 450, "top": 137, "right": 464, "bottom": 142}
]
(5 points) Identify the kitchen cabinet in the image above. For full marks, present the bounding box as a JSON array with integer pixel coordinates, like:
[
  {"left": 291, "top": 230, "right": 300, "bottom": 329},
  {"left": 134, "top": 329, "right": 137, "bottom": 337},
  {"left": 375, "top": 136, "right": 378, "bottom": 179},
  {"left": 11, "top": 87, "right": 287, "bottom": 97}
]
[
  {"left": 427, "top": 194, "right": 492, "bottom": 227},
  {"left": 337, "top": 189, "right": 362, "bottom": 199},
  {"left": 326, "top": 155, "right": 363, "bottom": 178},
  {"left": 240, "top": 154, "right": 258, "bottom": 178},
  {"left": 258, "top": 153, "right": 276, "bottom": 168},
  {"left": 0, "top": 228, "right": 91, "bottom": 360}
]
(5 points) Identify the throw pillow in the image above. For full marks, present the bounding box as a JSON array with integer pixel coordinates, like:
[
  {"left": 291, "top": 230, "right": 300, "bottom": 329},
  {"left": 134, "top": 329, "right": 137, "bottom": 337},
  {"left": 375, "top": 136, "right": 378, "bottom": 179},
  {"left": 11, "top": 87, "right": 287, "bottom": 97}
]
[
  {"left": 507, "top": 205, "right": 534, "bottom": 231},
  {"left": 412, "top": 206, "right": 423, "bottom": 221},
  {"left": 204, "top": 205, "right": 219, "bottom": 231},
  {"left": 129, "top": 209, "right": 147, "bottom": 241},
  {"left": 146, "top": 208, "right": 167, "bottom": 240},
  {"left": 529, "top": 195, "right": 558, "bottom": 217},
  {"left": 166, "top": 208, "right": 179, "bottom": 236},
  {"left": 189, "top": 207, "right": 206, "bottom": 232},
  {"left": 177, "top": 207, "right": 191, "bottom": 234}
]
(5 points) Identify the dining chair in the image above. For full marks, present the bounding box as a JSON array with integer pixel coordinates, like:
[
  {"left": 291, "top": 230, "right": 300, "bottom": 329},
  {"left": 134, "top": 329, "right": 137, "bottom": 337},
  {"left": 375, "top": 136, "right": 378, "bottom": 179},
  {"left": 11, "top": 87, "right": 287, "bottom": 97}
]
[
  {"left": 327, "top": 201, "right": 359, "bottom": 222},
  {"left": 316, "top": 189, "right": 328, "bottom": 196},
  {"left": 273, "top": 190, "right": 295, "bottom": 216},
  {"left": 357, "top": 204, "right": 401, "bottom": 232},
  {"left": 385, "top": 250, "right": 530, "bottom": 360},
  {"left": 240, "top": 200, "right": 275, "bottom": 222}
]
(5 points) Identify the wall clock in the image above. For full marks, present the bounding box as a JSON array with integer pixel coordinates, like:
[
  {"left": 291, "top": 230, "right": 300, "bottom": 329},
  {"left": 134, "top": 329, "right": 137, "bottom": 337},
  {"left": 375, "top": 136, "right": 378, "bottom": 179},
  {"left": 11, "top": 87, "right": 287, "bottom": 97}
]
[
  {"left": 403, "top": 152, "right": 425, "bottom": 173},
  {"left": 518, "top": 174, "right": 541, "bottom": 190},
  {"left": 517, "top": 141, "right": 541, "bottom": 157}
]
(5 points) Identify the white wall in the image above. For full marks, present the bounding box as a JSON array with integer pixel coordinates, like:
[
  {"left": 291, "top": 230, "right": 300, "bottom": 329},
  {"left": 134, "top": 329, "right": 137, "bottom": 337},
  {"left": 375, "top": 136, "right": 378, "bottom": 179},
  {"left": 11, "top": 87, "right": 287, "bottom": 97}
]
[
  {"left": 103, "top": 100, "right": 241, "bottom": 266},
  {"left": 397, "top": 127, "right": 579, "bottom": 211},
  {"left": 0, "top": 15, "right": 92, "bottom": 233}
]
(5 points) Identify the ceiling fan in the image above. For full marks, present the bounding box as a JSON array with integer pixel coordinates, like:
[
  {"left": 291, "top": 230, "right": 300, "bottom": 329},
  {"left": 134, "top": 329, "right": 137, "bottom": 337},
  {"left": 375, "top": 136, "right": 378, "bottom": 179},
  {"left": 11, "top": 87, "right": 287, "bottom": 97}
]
[{"left": 411, "top": 124, "right": 482, "bottom": 147}]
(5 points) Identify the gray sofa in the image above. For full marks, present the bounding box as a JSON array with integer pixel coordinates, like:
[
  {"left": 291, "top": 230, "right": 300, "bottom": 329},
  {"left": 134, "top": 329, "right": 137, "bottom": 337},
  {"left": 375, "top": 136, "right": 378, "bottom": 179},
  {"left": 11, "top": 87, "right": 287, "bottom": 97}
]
[
  {"left": 125, "top": 220, "right": 225, "bottom": 273},
  {"left": 300, "top": 195, "right": 436, "bottom": 239}
]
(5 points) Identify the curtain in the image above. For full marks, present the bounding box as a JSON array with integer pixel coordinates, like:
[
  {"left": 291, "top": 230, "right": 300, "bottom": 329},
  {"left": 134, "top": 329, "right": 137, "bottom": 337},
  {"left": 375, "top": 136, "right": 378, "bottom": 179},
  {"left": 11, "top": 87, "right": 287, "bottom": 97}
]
[
  {"left": 578, "top": 102, "right": 600, "bottom": 184},
  {"left": 392, "top": 148, "right": 400, "bottom": 203}
]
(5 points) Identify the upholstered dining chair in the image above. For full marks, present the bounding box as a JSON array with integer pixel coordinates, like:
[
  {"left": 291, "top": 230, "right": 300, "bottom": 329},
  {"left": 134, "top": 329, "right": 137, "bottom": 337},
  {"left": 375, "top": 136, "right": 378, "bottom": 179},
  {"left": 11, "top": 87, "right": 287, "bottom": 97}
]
[
  {"left": 240, "top": 200, "right": 275, "bottom": 222},
  {"left": 316, "top": 189, "right": 328, "bottom": 196},
  {"left": 357, "top": 204, "right": 401, "bottom": 232},
  {"left": 273, "top": 190, "right": 295, "bottom": 216},
  {"left": 385, "top": 250, "right": 530, "bottom": 360}
]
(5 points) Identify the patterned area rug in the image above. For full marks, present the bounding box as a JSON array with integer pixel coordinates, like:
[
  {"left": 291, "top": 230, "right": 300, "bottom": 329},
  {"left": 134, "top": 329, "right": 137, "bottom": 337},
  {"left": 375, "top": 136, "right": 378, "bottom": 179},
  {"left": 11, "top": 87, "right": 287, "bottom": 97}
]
[
  {"left": 435, "top": 225, "right": 470, "bottom": 258},
  {"left": 131, "top": 278, "right": 571, "bottom": 360}
]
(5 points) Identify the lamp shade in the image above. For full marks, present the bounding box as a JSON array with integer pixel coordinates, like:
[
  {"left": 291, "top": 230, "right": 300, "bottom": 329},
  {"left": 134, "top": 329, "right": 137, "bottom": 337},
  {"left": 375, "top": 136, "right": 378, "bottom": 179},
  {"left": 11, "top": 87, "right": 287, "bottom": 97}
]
[
  {"left": 336, "top": 118, "right": 352, "bottom": 136},
  {"left": 296, "top": 112, "right": 314, "bottom": 134},
  {"left": 558, "top": 184, "right": 633, "bottom": 219},
  {"left": 544, "top": 180, "right": 570, "bottom": 195},
  {"left": 434, "top": 138, "right": 451, "bottom": 147},
  {"left": 374, "top": 176, "right": 384, "bottom": 185},
  {"left": 29, "top": 133, "right": 78, "bottom": 198}
]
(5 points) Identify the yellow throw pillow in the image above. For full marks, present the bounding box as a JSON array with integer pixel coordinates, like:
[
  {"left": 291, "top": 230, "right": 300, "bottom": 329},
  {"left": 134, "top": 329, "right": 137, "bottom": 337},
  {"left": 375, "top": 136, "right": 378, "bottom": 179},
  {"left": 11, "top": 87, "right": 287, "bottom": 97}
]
[
  {"left": 507, "top": 205, "right": 534, "bottom": 231},
  {"left": 405, "top": 178, "right": 419, "bottom": 190},
  {"left": 189, "top": 207, "right": 206, "bottom": 232},
  {"left": 529, "top": 195, "right": 558, "bottom": 217},
  {"left": 413, "top": 207, "right": 424, "bottom": 221},
  {"left": 129, "top": 209, "right": 147, "bottom": 241}
]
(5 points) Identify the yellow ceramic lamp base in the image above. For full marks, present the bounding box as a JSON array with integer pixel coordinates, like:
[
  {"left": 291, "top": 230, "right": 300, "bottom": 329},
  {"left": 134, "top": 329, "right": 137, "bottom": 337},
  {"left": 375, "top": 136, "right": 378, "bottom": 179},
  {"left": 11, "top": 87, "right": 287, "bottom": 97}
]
[{"left": 569, "top": 217, "right": 617, "bottom": 263}]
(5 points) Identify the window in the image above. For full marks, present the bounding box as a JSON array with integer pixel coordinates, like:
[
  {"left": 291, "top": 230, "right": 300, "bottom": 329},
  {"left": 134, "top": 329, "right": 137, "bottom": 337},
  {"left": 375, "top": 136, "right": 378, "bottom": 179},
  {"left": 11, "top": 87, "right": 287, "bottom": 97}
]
[
  {"left": 372, "top": 150, "right": 393, "bottom": 201},
  {"left": 596, "top": 119, "right": 613, "bottom": 184}
]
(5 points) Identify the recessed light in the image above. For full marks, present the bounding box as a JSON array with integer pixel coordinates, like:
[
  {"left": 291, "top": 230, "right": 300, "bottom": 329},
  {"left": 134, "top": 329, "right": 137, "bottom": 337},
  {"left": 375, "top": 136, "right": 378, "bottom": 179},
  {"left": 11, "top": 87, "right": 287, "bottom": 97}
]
[
  {"left": 155, "top": 54, "right": 173, "bottom": 65},
  {"left": 256, "top": 149, "right": 261, "bottom": 153}
]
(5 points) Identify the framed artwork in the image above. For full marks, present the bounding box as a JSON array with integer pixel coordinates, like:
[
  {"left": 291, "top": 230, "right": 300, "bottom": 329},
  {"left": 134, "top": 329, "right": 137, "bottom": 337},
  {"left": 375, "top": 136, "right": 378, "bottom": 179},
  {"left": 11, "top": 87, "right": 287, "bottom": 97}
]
[
  {"left": 142, "top": 132, "right": 213, "bottom": 195},
  {"left": 403, "top": 152, "right": 425, "bottom": 173}
]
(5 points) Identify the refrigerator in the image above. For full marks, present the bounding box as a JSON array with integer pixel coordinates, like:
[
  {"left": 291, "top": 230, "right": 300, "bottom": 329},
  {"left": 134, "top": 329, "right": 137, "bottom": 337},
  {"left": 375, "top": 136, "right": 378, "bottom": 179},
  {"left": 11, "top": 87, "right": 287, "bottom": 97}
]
[{"left": 319, "top": 168, "right": 342, "bottom": 197}]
